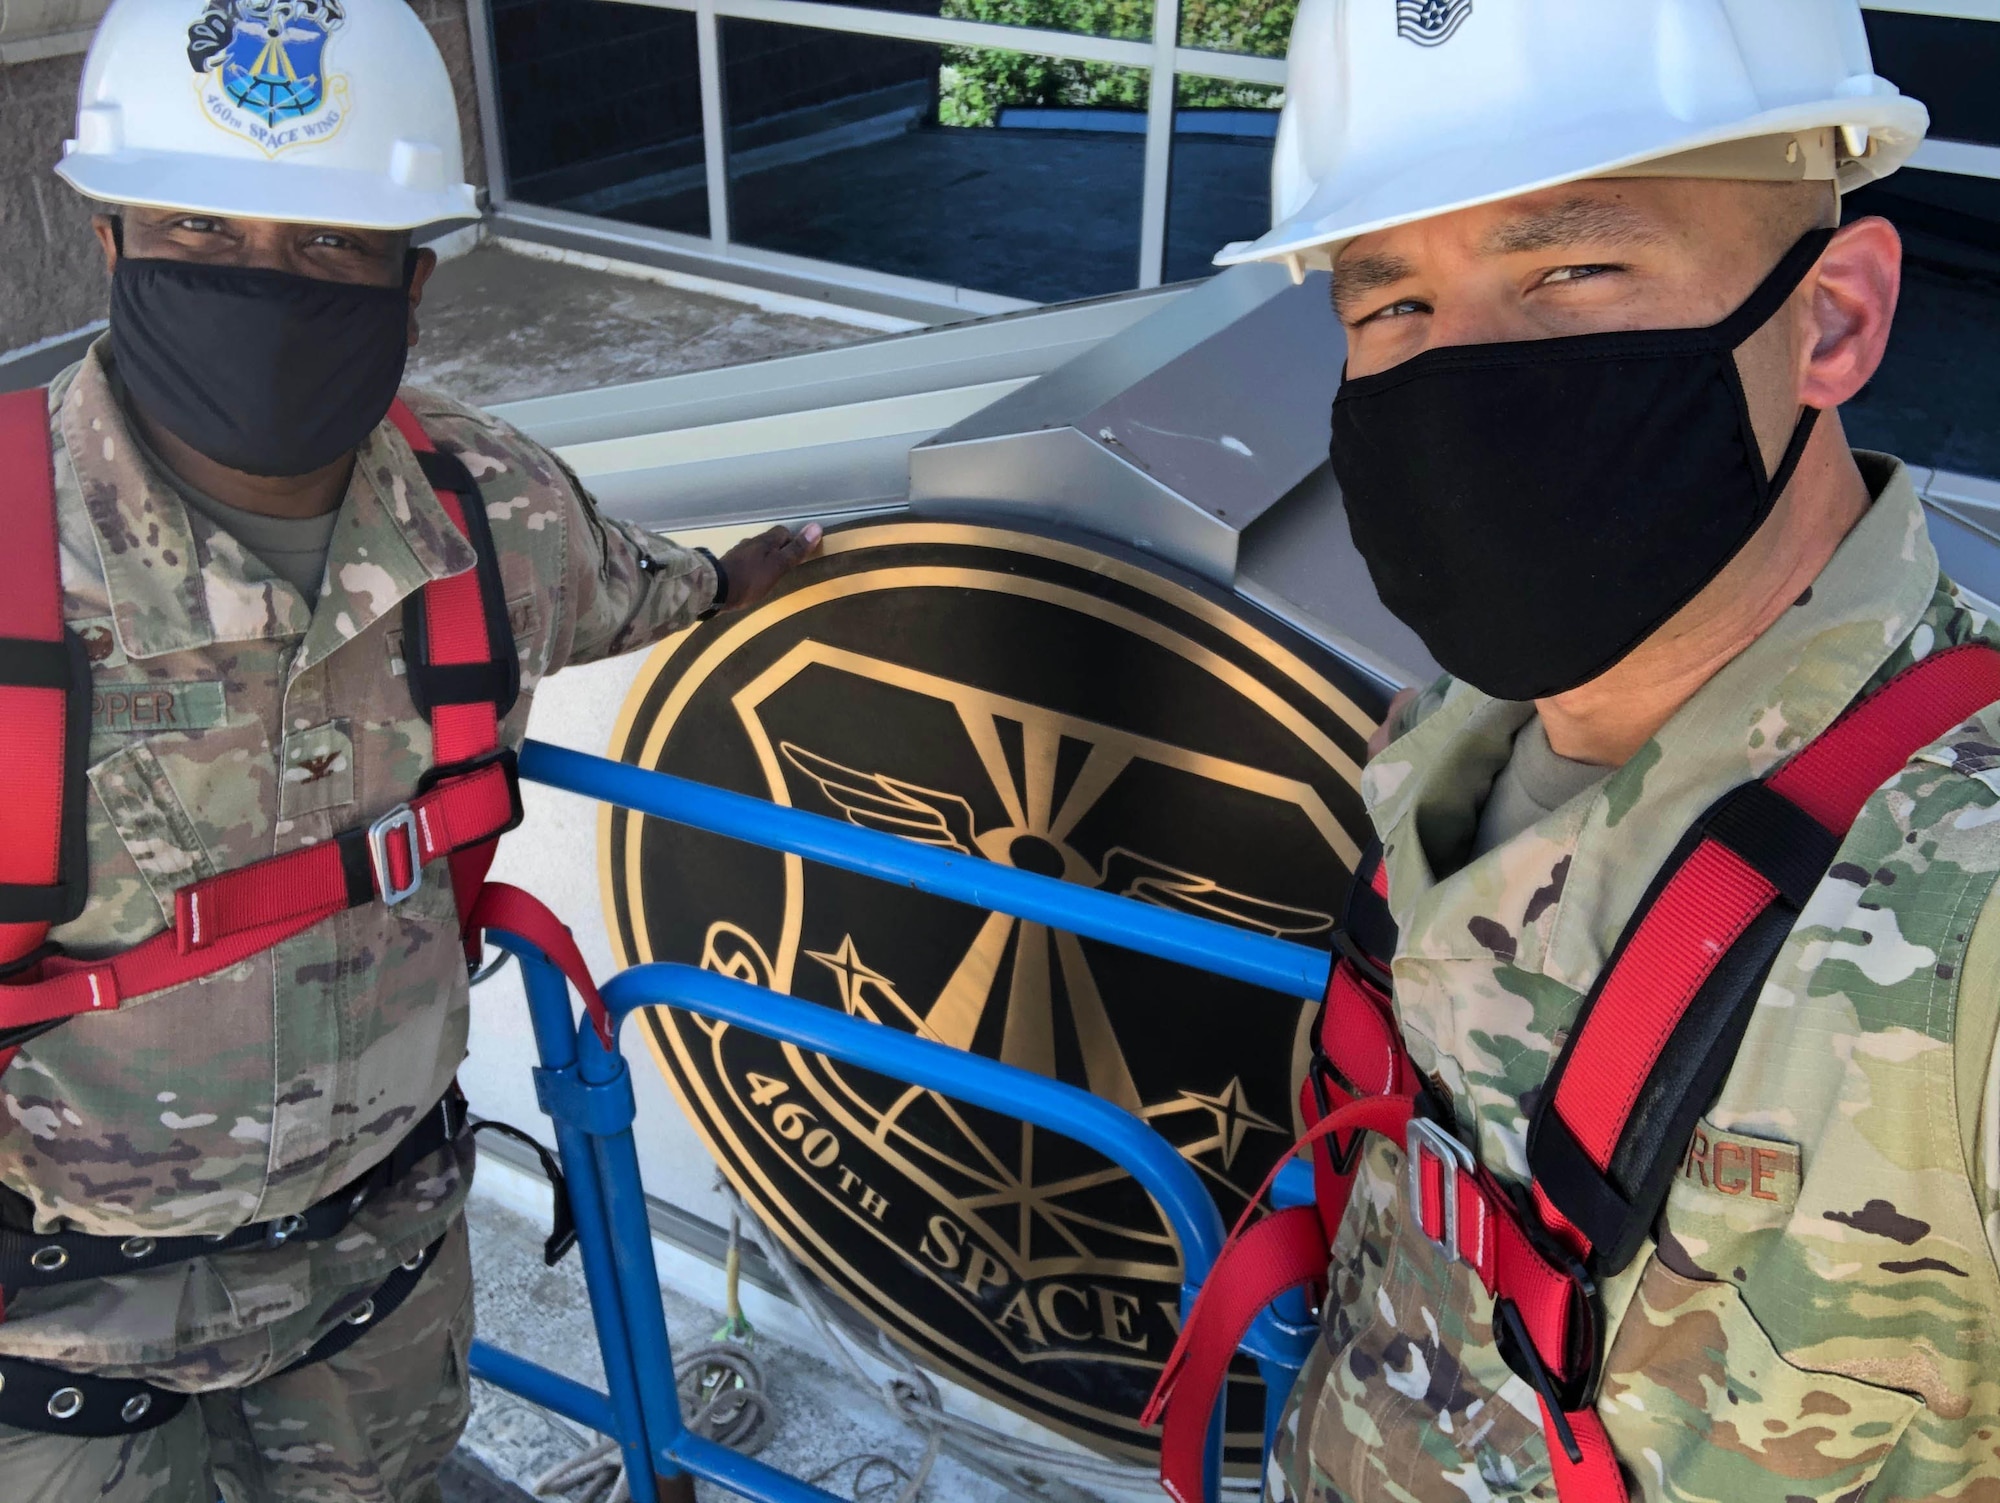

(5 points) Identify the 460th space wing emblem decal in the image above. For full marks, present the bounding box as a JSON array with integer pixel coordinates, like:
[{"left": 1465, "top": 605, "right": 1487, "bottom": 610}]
[{"left": 603, "top": 522, "right": 1385, "bottom": 1466}]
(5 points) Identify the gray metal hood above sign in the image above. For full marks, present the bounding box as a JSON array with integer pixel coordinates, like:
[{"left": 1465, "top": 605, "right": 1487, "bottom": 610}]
[
  {"left": 908, "top": 264, "right": 1337, "bottom": 584},
  {"left": 907, "top": 263, "right": 1440, "bottom": 689}
]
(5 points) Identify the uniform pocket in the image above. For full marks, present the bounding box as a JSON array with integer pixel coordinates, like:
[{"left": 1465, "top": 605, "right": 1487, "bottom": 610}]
[
  {"left": 87, "top": 740, "right": 218, "bottom": 919},
  {"left": 1304, "top": 1145, "right": 1556, "bottom": 1502},
  {"left": 1599, "top": 1260, "right": 1920, "bottom": 1502}
]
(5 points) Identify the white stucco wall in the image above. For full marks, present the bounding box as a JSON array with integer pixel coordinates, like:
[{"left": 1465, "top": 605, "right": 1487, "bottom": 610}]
[{"left": 459, "top": 521, "right": 760, "bottom": 1233}]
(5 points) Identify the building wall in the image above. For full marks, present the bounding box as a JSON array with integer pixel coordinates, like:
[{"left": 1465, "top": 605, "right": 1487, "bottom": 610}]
[
  {"left": 0, "top": 49, "right": 105, "bottom": 355},
  {"left": 0, "top": 0, "right": 489, "bottom": 359}
]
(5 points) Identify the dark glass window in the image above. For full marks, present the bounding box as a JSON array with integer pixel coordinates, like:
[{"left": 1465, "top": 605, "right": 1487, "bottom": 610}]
[
  {"left": 1163, "top": 77, "right": 1278, "bottom": 284},
  {"left": 719, "top": 19, "right": 1147, "bottom": 302},
  {"left": 796, "top": 0, "right": 1152, "bottom": 42},
  {"left": 1863, "top": 10, "right": 2000, "bottom": 147},
  {"left": 491, "top": 0, "right": 708, "bottom": 236},
  {"left": 1842, "top": 167, "right": 2000, "bottom": 480},
  {"left": 1179, "top": 0, "right": 1295, "bottom": 56}
]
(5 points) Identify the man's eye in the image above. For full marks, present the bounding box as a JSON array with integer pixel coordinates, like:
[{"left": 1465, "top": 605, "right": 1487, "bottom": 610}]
[
  {"left": 1540, "top": 264, "right": 1614, "bottom": 286},
  {"left": 1355, "top": 298, "right": 1429, "bottom": 326},
  {"left": 173, "top": 217, "right": 224, "bottom": 234},
  {"left": 307, "top": 233, "right": 357, "bottom": 250}
]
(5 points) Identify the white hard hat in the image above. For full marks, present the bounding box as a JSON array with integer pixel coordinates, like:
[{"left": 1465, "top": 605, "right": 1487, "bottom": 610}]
[
  {"left": 55, "top": 0, "right": 478, "bottom": 231},
  {"left": 1222, "top": 0, "right": 1930, "bottom": 275}
]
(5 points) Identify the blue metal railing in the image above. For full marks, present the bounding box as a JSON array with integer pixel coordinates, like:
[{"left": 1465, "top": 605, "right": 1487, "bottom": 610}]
[
  {"left": 470, "top": 740, "right": 1339, "bottom": 1503},
  {"left": 519, "top": 740, "right": 1334, "bottom": 1001}
]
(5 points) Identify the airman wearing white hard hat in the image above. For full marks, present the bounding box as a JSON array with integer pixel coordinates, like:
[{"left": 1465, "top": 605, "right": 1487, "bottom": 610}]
[
  {"left": 1228, "top": 0, "right": 1927, "bottom": 277},
  {"left": 57, "top": 0, "right": 481, "bottom": 229},
  {"left": 0, "top": 2, "right": 818, "bottom": 1492},
  {"left": 1147, "top": 6, "right": 2000, "bottom": 1503}
]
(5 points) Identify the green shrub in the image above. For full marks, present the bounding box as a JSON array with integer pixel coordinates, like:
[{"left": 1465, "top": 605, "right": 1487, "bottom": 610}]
[{"left": 934, "top": 0, "right": 1293, "bottom": 126}]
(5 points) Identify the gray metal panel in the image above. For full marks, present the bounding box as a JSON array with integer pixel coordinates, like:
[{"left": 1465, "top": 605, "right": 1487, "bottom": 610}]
[
  {"left": 913, "top": 427, "right": 1242, "bottom": 580},
  {"left": 576, "top": 433, "right": 919, "bottom": 529},
  {"left": 491, "top": 284, "right": 1185, "bottom": 450},
  {"left": 1922, "top": 468, "right": 2000, "bottom": 606},
  {"left": 1236, "top": 463, "right": 1441, "bottom": 690},
  {"left": 908, "top": 264, "right": 1344, "bottom": 583},
  {"left": 916, "top": 264, "right": 1296, "bottom": 443}
]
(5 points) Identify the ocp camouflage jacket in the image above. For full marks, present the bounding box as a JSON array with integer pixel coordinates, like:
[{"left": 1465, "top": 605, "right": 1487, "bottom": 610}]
[
  {"left": 1274, "top": 455, "right": 2000, "bottom": 1503},
  {"left": 0, "top": 344, "right": 715, "bottom": 1385}
]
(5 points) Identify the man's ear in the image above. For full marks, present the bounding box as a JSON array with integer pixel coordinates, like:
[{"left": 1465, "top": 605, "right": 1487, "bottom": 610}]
[
  {"left": 406, "top": 247, "right": 439, "bottom": 348},
  {"left": 91, "top": 213, "right": 121, "bottom": 274},
  {"left": 1798, "top": 215, "right": 1901, "bottom": 410}
]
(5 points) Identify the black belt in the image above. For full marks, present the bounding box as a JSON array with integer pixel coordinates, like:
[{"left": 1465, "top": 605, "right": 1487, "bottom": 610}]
[
  {"left": 0, "top": 1233, "right": 445, "bottom": 1436},
  {"left": 0, "top": 1089, "right": 466, "bottom": 1298}
]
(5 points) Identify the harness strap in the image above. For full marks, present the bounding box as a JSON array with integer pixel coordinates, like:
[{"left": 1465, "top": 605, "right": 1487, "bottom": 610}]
[
  {"left": 1142, "top": 1093, "right": 1416, "bottom": 1503},
  {"left": 387, "top": 405, "right": 518, "bottom": 961},
  {"left": 0, "top": 758, "right": 518, "bottom": 1041},
  {"left": 0, "top": 389, "right": 90, "bottom": 1076},
  {"left": 469, "top": 881, "right": 615, "bottom": 1050},
  {"left": 1530, "top": 643, "right": 2000, "bottom": 1269}
]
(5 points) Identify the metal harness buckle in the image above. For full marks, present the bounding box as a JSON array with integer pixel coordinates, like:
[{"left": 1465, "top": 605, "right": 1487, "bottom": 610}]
[
  {"left": 1405, "top": 1116, "right": 1475, "bottom": 1264},
  {"left": 367, "top": 805, "right": 423, "bottom": 906}
]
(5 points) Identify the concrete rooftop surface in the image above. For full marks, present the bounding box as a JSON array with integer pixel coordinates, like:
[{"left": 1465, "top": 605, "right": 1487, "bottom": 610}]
[{"left": 406, "top": 241, "right": 876, "bottom": 408}]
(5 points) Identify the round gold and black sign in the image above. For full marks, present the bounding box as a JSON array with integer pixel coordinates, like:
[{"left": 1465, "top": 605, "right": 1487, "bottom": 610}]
[{"left": 601, "top": 521, "right": 1384, "bottom": 1464}]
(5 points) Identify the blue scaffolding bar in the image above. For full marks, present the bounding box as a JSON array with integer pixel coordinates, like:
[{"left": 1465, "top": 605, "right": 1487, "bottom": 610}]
[
  {"left": 469, "top": 743, "right": 1341, "bottom": 1502},
  {"left": 518, "top": 739, "right": 1334, "bottom": 1002}
]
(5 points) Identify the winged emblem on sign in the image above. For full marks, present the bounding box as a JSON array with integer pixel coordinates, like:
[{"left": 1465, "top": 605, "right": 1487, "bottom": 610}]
[
  {"left": 777, "top": 736, "right": 1326, "bottom": 1202},
  {"left": 782, "top": 742, "right": 1334, "bottom": 940}
]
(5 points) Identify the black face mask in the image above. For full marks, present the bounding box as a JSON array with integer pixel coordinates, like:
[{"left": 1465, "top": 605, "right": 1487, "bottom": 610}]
[
  {"left": 1329, "top": 227, "right": 1836, "bottom": 702},
  {"left": 109, "top": 255, "right": 414, "bottom": 478}
]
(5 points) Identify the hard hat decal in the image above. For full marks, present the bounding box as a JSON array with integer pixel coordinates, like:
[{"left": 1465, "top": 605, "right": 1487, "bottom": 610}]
[
  {"left": 1396, "top": 0, "right": 1471, "bottom": 47},
  {"left": 186, "top": 0, "right": 350, "bottom": 157}
]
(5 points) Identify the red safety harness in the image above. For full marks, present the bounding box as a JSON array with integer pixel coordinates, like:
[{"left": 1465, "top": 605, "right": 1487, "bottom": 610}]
[
  {"left": 0, "top": 387, "right": 613, "bottom": 1078},
  {"left": 1144, "top": 643, "right": 2000, "bottom": 1503}
]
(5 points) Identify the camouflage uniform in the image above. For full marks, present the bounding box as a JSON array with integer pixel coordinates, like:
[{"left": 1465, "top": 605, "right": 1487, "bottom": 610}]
[
  {"left": 1272, "top": 454, "right": 2000, "bottom": 1503},
  {"left": 0, "top": 342, "right": 717, "bottom": 1499}
]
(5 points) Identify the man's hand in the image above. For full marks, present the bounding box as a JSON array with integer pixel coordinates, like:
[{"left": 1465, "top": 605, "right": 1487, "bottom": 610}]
[
  {"left": 1366, "top": 686, "right": 1421, "bottom": 761},
  {"left": 717, "top": 523, "right": 824, "bottom": 612}
]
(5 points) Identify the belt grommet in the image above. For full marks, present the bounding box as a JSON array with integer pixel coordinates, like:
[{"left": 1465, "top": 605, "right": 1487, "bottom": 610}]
[
  {"left": 400, "top": 1249, "right": 426, "bottom": 1272},
  {"left": 119, "top": 1236, "right": 156, "bottom": 1260},
  {"left": 266, "top": 1214, "right": 305, "bottom": 1247},
  {"left": 29, "top": 1246, "right": 67, "bottom": 1272},
  {"left": 47, "top": 1387, "right": 84, "bottom": 1420},
  {"left": 121, "top": 1393, "right": 152, "bottom": 1424},
  {"left": 344, "top": 1298, "right": 375, "bottom": 1326}
]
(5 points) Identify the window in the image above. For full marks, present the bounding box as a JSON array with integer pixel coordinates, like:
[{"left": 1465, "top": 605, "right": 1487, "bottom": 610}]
[
  {"left": 492, "top": 0, "right": 708, "bottom": 237},
  {"left": 1164, "top": 77, "right": 1279, "bottom": 285},
  {"left": 721, "top": 19, "right": 1148, "bottom": 302},
  {"left": 805, "top": 0, "right": 1153, "bottom": 42}
]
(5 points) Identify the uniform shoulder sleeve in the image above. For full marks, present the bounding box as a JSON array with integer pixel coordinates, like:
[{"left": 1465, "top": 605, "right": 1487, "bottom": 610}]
[
  {"left": 1958, "top": 874, "right": 2000, "bottom": 1268},
  {"left": 394, "top": 386, "right": 720, "bottom": 673}
]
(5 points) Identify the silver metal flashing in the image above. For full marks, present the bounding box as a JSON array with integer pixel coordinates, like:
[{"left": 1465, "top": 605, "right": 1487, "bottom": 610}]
[{"left": 907, "top": 263, "right": 1343, "bottom": 583}]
